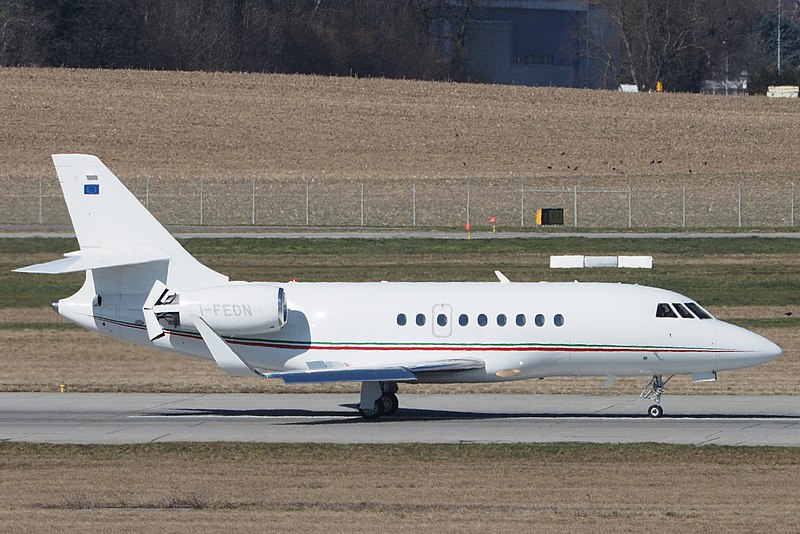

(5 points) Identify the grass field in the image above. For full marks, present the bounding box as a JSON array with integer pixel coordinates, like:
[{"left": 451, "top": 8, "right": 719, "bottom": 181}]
[{"left": 1, "top": 442, "right": 797, "bottom": 533}]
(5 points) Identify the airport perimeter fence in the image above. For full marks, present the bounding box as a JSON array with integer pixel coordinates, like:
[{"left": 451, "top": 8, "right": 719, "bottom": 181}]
[{"left": 1, "top": 174, "right": 799, "bottom": 230}]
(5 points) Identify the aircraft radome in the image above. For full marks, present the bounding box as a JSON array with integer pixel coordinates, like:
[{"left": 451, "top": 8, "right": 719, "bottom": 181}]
[{"left": 16, "top": 155, "right": 783, "bottom": 419}]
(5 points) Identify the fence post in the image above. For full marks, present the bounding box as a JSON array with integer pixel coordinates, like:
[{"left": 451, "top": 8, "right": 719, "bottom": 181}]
[
  {"left": 738, "top": 182, "right": 742, "bottom": 227},
  {"left": 573, "top": 184, "right": 578, "bottom": 227},
  {"left": 305, "top": 178, "right": 310, "bottom": 226},
  {"left": 791, "top": 183, "right": 795, "bottom": 227},
  {"left": 520, "top": 183, "right": 525, "bottom": 227},
  {"left": 360, "top": 179, "right": 365, "bottom": 227},
  {"left": 682, "top": 180, "right": 686, "bottom": 228},
  {"left": 199, "top": 178, "right": 204, "bottom": 225},
  {"left": 627, "top": 181, "right": 632, "bottom": 228},
  {"left": 412, "top": 182, "right": 416, "bottom": 227},
  {"left": 466, "top": 179, "right": 471, "bottom": 227},
  {"left": 38, "top": 177, "right": 43, "bottom": 225},
  {"left": 251, "top": 177, "right": 256, "bottom": 225}
]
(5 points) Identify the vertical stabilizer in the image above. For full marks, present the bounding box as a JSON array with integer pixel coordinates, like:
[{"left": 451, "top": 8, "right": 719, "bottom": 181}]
[{"left": 51, "top": 154, "right": 227, "bottom": 290}]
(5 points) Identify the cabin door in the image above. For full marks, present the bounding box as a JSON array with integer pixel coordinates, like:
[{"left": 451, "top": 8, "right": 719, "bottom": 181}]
[{"left": 432, "top": 304, "right": 452, "bottom": 337}]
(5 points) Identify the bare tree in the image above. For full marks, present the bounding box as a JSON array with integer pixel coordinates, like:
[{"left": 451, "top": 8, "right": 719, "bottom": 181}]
[
  {"left": 0, "top": 0, "right": 50, "bottom": 65},
  {"left": 592, "top": 0, "right": 709, "bottom": 91}
]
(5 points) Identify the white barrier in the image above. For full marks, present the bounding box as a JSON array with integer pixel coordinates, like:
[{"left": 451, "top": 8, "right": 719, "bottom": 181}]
[
  {"left": 550, "top": 255, "right": 585, "bottom": 268},
  {"left": 767, "top": 86, "right": 799, "bottom": 98},
  {"left": 617, "top": 256, "right": 653, "bottom": 269},
  {"left": 550, "top": 255, "right": 653, "bottom": 269},
  {"left": 583, "top": 256, "right": 618, "bottom": 268}
]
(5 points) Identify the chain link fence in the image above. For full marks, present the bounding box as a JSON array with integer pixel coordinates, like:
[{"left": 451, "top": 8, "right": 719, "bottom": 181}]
[{"left": 1, "top": 174, "right": 797, "bottom": 229}]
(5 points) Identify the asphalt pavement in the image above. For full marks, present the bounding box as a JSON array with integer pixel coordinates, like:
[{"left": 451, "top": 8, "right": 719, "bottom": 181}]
[{"left": 2, "top": 393, "right": 798, "bottom": 446}]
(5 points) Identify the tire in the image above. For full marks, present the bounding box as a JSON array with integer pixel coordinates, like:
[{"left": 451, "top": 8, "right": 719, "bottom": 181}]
[
  {"left": 380, "top": 393, "right": 399, "bottom": 416},
  {"left": 648, "top": 404, "right": 664, "bottom": 418},
  {"left": 359, "top": 401, "right": 384, "bottom": 420}
]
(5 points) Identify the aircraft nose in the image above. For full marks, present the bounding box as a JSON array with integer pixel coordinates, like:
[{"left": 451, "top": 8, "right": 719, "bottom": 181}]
[
  {"left": 717, "top": 322, "right": 782, "bottom": 369},
  {"left": 747, "top": 333, "right": 783, "bottom": 362}
]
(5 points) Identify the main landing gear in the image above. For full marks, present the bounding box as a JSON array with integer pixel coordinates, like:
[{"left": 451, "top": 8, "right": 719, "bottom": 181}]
[
  {"left": 640, "top": 374, "right": 673, "bottom": 418},
  {"left": 358, "top": 381, "right": 399, "bottom": 420}
]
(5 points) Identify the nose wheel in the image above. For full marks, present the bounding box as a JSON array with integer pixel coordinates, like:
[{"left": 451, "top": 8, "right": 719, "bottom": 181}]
[{"left": 640, "top": 375, "right": 672, "bottom": 418}]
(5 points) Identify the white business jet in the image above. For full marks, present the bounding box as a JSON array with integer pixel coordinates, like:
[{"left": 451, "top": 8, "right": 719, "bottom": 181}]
[{"left": 17, "top": 155, "right": 782, "bottom": 419}]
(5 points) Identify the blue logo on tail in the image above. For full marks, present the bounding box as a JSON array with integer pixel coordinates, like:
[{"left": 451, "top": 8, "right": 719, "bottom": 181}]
[{"left": 84, "top": 184, "right": 100, "bottom": 195}]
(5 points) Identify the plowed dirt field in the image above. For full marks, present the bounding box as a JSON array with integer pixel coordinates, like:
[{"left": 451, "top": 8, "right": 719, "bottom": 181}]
[{"left": 2, "top": 67, "right": 799, "bottom": 180}]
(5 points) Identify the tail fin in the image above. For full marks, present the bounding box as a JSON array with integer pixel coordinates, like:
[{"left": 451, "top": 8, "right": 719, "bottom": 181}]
[{"left": 16, "top": 154, "right": 226, "bottom": 291}]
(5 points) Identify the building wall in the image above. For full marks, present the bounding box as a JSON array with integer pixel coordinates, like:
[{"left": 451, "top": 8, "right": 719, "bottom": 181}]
[{"left": 459, "top": 0, "right": 614, "bottom": 88}]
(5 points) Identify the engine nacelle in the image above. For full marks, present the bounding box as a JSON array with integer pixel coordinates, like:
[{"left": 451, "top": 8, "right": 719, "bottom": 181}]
[{"left": 169, "top": 284, "right": 287, "bottom": 335}]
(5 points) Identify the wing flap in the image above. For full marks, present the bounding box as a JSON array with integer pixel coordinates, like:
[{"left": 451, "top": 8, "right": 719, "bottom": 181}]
[
  {"left": 265, "top": 368, "right": 418, "bottom": 383},
  {"left": 266, "top": 358, "right": 485, "bottom": 384},
  {"left": 406, "top": 358, "right": 485, "bottom": 373}
]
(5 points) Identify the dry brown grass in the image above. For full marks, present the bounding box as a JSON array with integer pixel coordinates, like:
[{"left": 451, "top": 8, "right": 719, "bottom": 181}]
[
  {"left": 2, "top": 67, "right": 800, "bottom": 180},
  {"left": 1, "top": 307, "right": 796, "bottom": 396},
  {"left": 0, "top": 443, "right": 797, "bottom": 533}
]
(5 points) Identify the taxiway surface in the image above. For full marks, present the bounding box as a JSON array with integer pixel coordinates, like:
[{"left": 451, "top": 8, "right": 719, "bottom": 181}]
[{"left": 1, "top": 393, "right": 798, "bottom": 446}]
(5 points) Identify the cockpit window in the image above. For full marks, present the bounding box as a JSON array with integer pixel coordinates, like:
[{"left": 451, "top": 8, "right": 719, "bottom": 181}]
[
  {"left": 656, "top": 303, "right": 678, "bottom": 318},
  {"left": 686, "top": 302, "right": 713, "bottom": 319},
  {"left": 672, "top": 303, "right": 695, "bottom": 319}
]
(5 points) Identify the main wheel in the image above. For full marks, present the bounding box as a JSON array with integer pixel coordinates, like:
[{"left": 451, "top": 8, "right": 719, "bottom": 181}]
[
  {"left": 379, "top": 393, "right": 399, "bottom": 416},
  {"left": 359, "top": 401, "right": 384, "bottom": 420},
  {"left": 648, "top": 404, "right": 664, "bottom": 418}
]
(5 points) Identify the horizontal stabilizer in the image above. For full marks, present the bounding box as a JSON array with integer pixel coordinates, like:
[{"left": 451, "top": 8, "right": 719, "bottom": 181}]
[
  {"left": 14, "top": 248, "right": 168, "bottom": 274},
  {"left": 14, "top": 154, "right": 228, "bottom": 290}
]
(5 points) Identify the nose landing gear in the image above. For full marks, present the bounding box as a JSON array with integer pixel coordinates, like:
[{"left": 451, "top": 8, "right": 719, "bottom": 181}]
[{"left": 640, "top": 374, "right": 673, "bottom": 418}]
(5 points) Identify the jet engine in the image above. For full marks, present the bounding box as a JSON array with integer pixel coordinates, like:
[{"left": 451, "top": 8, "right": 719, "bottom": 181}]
[{"left": 143, "top": 282, "right": 287, "bottom": 340}]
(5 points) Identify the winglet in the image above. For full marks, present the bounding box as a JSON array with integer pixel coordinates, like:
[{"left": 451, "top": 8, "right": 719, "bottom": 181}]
[
  {"left": 495, "top": 271, "right": 511, "bottom": 283},
  {"left": 192, "top": 314, "right": 264, "bottom": 377}
]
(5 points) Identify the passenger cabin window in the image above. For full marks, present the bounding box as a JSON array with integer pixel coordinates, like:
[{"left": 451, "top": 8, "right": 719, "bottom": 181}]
[
  {"left": 516, "top": 314, "right": 526, "bottom": 327},
  {"left": 437, "top": 314, "right": 448, "bottom": 327},
  {"left": 672, "top": 303, "right": 695, "bottom": 319},
  {"left": 554, "top": 314, "right": 564, "bottom": 327},
  {"left": 497, "top": 314, "right": 507, "bottom": 327},
  {"left": 478, "top": 314, "right": 488, "bottom": 327},
  {"left": 535, "top": 314, "right": 545, "bottom": 327},
  {"left": 397, "top": 313, "right": 407, "bottom": 326},
  {"left": 656, "top": 303, "right": 678, "bottom": 318},
  {"left": 686, "top": 302, "right": 712, "bottom": 319},
  {"left": 458, "top": 314, "right": 469, "bottom": 327},
  {"left": 416, "top": 313, "right": 426, "bottom": 326}
]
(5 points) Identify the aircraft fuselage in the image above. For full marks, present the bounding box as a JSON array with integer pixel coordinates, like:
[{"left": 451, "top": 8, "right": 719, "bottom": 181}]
[{"left": 58, "top": 279, "right": 780, "bottom": 383}]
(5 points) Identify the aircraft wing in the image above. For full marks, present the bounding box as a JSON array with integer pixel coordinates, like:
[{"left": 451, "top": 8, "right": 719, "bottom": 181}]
[
  {"left": 191, "top": 310, "right": 485, "bottom": 382},
  {"left": 15, "top": 248, "right": 168, "bottom": 274},
  {"left": 265, "top": 358, "right": 485, "bottom": 384}
]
